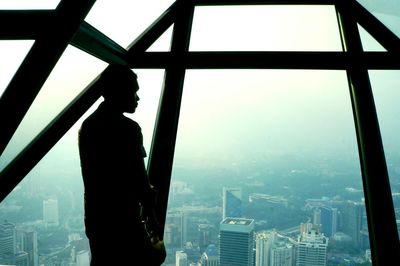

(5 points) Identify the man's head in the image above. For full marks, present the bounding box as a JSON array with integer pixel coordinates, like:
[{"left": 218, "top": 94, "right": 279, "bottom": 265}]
[{"left": 100, "top": 64, "right": 139, "bottom": 113}]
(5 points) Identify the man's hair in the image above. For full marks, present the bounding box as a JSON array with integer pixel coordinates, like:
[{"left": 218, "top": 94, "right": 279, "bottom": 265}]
[{"left": 100, "top": 64, "right": 137, "bottom": 99}]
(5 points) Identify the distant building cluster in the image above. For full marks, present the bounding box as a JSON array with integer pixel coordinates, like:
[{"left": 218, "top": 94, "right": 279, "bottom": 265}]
[
  {"left": 0, "top": 196, "right": 90, "bottom": 266},
  {"left": 0, "top": 220, "right": 90, "bottom": 266},
  {"left": 0, "top": 221, "right": 38, "bottom": 266},
  {"left": 162, "top": 186, "right": 372, "bottom": 266},
  {"left": 1, "top": 178, "right": 377, "bottom": 266}
]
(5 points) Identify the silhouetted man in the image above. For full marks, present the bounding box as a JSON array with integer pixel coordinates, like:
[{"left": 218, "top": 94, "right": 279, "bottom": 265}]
[{"left": 78, "top": 64, "right": 165, "bottom": 265}]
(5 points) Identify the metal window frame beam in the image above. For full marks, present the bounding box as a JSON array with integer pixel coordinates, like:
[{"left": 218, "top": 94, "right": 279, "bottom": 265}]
[
  {"left": 127, "top": 1, "right": 178, "bottom": 53},
  {"left": 196, "top": 0, "right": 335, "bottom": 5},
  {"left": 336, "top": 2, "right": 400, "bottom": 265},
  {"left": 70, "top": 21, "right": 128, "bottom": 65},
  {"left": 2, "top": 49, "right": 398, "bottom": 203},
  {"left": 145, "top": 0, "right": 195, "bottom": 236},
  {"left": 350, "top": 0, "right": 400, "bottom": 53},
  {"left": 0, "top": 0, "right": 97, "bottom": 156},
  {"left": 129, "top": 51, "right": 400, "bottom": 69},
  {"left": 0, "top": 0, "right": 179, "bottom": 202},
  {"left": 0, "top": 3, "right": 399, "bottom": 264},
  {"left": 0, "top": 77, "right": 103, "bottom": 202},
  {"left": 0, "top": 10, "right": 55, "bottom": 39}
]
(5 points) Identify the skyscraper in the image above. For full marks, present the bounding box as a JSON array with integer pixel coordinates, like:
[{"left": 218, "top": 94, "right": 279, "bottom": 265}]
[
  {"left": 219, "top": 217, "right": 255, "bottom": 266},
  {"left": 20, "top": 230, "right": 39, "bottom": 266},
  {"left": 76, "top": 250, "right": 90, "bottom": 266},
  {"left": 296, "top": 225, "right": 328, "bottom": 266},
  {"left": 270, "top": 242, "right": 294, "bottom": 266},
  {"left": 166, "top": 210, "right": 186, "bottom": 248},
  {"left": 320, "top": 206, "right": 338, "bottom": 237},
  {"left": 176, "top": 250, "right": 188, "bottom": 266},
  {"left": 198, "top": 224, "right": 213, "bottom": 250},
  {"left": 199, "top": 244, "right": 219, "bottom": 266},
  {"left": 338, "top": 200, "right": 364, "bottom": 248},
  {"left": 255, "top": 230, "right": 276, "bottom": 266},
  {"left": 0, "top": 222, "right": 28, "bottom": 266},
  {"left": 0, "top": 222, "right": 16, "bottom": 256},
  {"left": 222, "top": 187, "right": 242, "bottom": 220},
  {"left": 43, "top": 198, "right": 59, "bottom": 227}
]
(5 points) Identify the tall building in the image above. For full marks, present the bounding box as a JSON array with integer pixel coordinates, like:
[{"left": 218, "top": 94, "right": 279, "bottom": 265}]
[
  {"left": 199, "top": 244, "right": 219, "bottom": 266},
  {"left": 43, "top": 198, "right": 59, "bottom": 227},
  {"left": 176, "top": 250, "right": 188, "bottom": 266},
  {"left": 320, "top": 206, "right": 338, "bottom": 237},
  {"left": 338, "top": 200, "right": 364, "bottom": 247},
  {"left": 219, "top": 217, "right": 255, "bottom": 266},
  {"left": 14, "top": 251, "right": 29, "bottom": 266},
  {"left": 165, "top": 210, "right": 186, "bottom": 248},
  {"left": 0, "top": 222, "right": 29, "bottom": 266},
  {"left": 313, "top": 208, "right": 321, "bottom": 226},
  {"left": 222, "top": 187, "right": 242, "bottom": 220},
  {"left": 198, "top": 224, "right": 213, "bottom": 250},
  {"left": 296, "top": 225, "right": 328, "bottom": 266},
  {"left": 255, "top": 230, "right": 295, "bottom": 266},
  {"left": 20, "top": 230, "right": 39, "bottom": 266},
  {"left": 76, "top": 250, "right": 90, "bottom": 266},
  {"left": 270, "top": 241, "right": 294, "bottom": 266},
  {"left": 255, "top": 230, "right": 276, "bottom": 266},
  {"left": 0, "top": 221, "right": 16, "bottom": 256}
]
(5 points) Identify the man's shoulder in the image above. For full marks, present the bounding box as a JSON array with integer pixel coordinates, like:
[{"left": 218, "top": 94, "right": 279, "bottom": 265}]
[{"left": 121, "top": 115, "right": 141, "bottom": 132}]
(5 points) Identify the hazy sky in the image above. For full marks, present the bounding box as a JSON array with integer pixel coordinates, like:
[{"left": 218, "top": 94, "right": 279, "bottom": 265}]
[{"left": 0, "top": 1, "right": 399, "bottom": 177}]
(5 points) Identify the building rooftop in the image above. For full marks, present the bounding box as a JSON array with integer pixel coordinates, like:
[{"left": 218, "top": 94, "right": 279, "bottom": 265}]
[{"left": 222, "top": 217, "right": 254, "bottom": 226}]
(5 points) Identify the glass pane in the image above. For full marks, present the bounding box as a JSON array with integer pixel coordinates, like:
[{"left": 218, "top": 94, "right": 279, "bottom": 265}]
[
  {"left": 0, "top": 45, "right": 107, "bottom": 172},
  {"left": 85, "top": 0, "right": 175, "bottom": 48},
  {"left": 0, "top": 0, "right": 60, "bottom": 9},
  {"left": 358, "top": 24, "right": 386, "bottom": 51},
  {"left": 0, "top": 68, "right": 163, "bottom": 263},
  {"left": 369, "top": 70, "right": 400, "bottom": 237},
  {"left": 147, "top": 26, "right": 173, "bottom": 52},
  {"left": 190, "top": 6, "right": 342, "bottom": 51},
  {"left": 357, "top": 0, "right": 400, "bottom": 37},
  {"left": 0, "top": 40, "right": 34, "bottom": 97},
  {"left": 125, "top": 69, "right": 165, "bottom": 164},
  {"left": 165, "top": 70, "right": 372, "bottom": 265}
]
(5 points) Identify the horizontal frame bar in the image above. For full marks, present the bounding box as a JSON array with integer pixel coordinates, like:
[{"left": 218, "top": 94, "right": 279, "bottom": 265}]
[
  {"left": 129, "top": 51, "right": 400, "bottom": 69},
  {"left": 0, "top": 10, "right": 55, "bottom": 39},
  {"left": 196, "top": 0, "right": 335, "bottom": 5}
]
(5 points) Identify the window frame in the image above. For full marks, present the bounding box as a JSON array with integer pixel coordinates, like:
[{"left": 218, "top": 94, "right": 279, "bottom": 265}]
[{"left": 0, "top": 0, "right": 399, "bottom": 264}]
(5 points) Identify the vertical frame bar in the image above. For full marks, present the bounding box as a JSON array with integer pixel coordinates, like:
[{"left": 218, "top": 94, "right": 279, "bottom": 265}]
[
  {"left": 336, "top": 2, "right": 400, "bottom": 265},
  {"left": 146, "top": 0, "right": 195, "bottom": 235}
]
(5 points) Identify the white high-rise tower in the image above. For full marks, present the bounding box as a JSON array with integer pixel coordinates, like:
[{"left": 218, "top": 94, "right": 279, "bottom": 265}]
[
  {"left": 43, "top": 198, "right": 59, "bottom": 226},
  {"left": 296, "top": 225, "right": 328, "bottom": 266}
]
